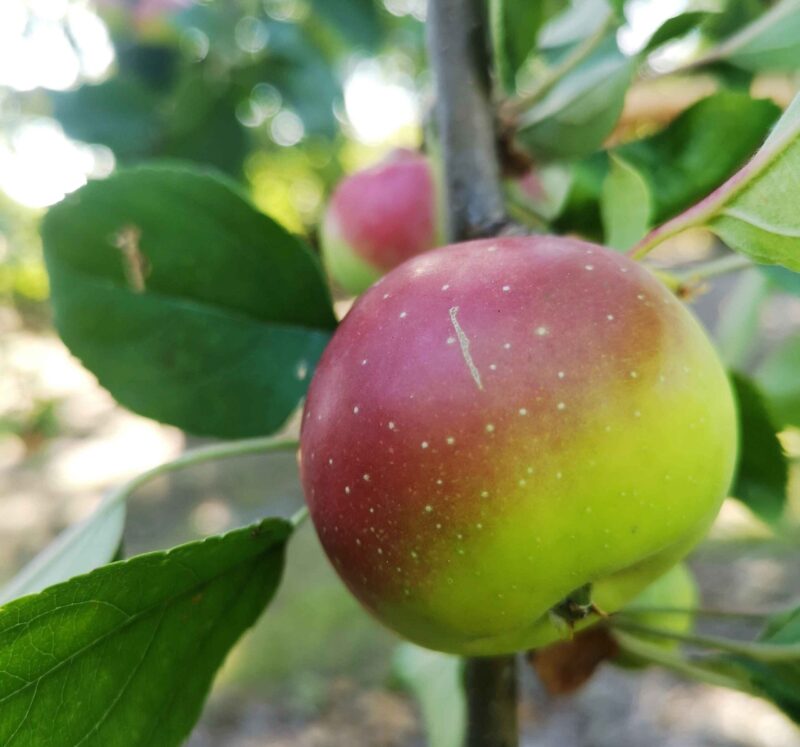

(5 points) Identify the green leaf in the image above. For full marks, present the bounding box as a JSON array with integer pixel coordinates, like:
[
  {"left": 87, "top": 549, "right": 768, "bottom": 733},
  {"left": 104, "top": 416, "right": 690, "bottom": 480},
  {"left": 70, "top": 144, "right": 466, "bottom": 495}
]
[
  {"left": 729, "top": 373, "right": 788, "bottom": 523},
  {"left": 308, "top": 0, "right": 385, "bottom": 50},
  {"left": 620, "top": 91, "right": 781, "bottom": 224},
  {"left": 539, "top": 0, "right": 611, "bottom": 48},
  {"left": 393, "top": 643, "right": 466, "bottom": 747},
  {"left": 600, "top": 154, "right": 652, "bottom": 250},
  {"left": 714, "top": 0, "right": 800, "bottom": 72},
  {"left": 705, "top": 93, "right": 800, "bottom": 270},
  {"left": 516, "top": 36, "right": 634, "bottom": 159},
  {"left": 0, "top": 496, "right": 125, "bottom": 604},
  {"left": 643, "top": 11, "right": 717, "bottom": 54},
  {"left": 0, "top": 518, "right": 292, "bottom": 747},
  {"left": 52, "top": 78, "right": 162, "bottom": 159},
  {"left": 43, "top": 164, "right": 336, "bottom": 438},
  {"left": 756, "top": 334, "right": 800, "bottom": 429},
  {"left": 716, "top": 605, "right": 800, "bottom": 724},
  {"left": 761, "top": 265, "right": 800, "bottom": 295},
  {"left": 490, "top": 0, "right": 546, "bottom": 91},
  {"left": 558, "top": 91, "right": 780, "bottom": 238}
]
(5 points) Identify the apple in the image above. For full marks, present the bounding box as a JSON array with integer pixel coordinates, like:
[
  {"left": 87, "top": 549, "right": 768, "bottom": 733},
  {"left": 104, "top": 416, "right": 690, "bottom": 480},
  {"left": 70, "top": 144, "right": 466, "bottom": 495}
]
[
  {"left": 321, "top": 149, "right": 442, "bottom": 295},
  {"left": 300, "top": 236, "right": 737, "bottom": 656}
]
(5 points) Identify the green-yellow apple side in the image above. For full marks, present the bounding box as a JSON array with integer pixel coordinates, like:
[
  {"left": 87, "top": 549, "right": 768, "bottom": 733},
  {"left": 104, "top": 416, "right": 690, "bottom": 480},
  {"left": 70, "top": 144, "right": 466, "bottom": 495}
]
[
  {"left": 612, "top": 561, "right": 699, "bottom": 668},
  {"left": 300, "top": 236, "right": 738, "bottom": 656},
  {"left": 320, "top": 149, "right": 444, "bottom": 295}
]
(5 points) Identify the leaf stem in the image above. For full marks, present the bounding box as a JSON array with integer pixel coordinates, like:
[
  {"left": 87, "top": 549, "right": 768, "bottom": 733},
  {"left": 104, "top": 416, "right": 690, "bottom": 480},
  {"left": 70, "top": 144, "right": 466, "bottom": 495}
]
[
  {"left": 505, "top": 13, "right": 616, "bottom": 117},
  {"left": 674, "top": 254, "right": 754, "bottom": 283},
  {"left": 618, "top": 605, "right": 767, "bottom": 622},
  {"left": 611, "top": 618, "right": 800, "bottom": 662},
  {"left": 109, "top": 435, "right": 300, "bottom": 509},
  {"left": 612, "top": 631, "right": 754, "bottom": 692}
]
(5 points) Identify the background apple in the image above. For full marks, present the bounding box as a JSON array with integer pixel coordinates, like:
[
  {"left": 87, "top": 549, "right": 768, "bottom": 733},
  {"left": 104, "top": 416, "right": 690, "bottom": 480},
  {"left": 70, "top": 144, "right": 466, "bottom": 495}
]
[
  {"left": 320, "top": 149, "right": 442, "bottom": 295},
  {"left": 300, "top": 236, "right": 737, "bottom": 655},
  {"left": 613, "top": 561, "right": 699, "bottom": 668}
]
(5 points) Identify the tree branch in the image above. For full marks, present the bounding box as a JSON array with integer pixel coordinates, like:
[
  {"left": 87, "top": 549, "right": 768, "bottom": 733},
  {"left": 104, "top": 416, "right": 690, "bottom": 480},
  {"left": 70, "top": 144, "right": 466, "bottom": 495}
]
[
  {"left": 464, "top": 656, "right": 519, "bottom": 747},
  {"left": 427, "top": 0, "right": 507, "bottom": 241}
]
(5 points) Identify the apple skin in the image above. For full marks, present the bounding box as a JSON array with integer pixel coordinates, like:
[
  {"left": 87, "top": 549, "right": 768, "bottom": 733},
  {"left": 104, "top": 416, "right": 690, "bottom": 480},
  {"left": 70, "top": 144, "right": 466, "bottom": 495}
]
[
  {"left": 321, "top": 149, "right": 442, "bottom": 295},
  {"left": 299, "top": 236, "right": 737, "bottom": 656}
]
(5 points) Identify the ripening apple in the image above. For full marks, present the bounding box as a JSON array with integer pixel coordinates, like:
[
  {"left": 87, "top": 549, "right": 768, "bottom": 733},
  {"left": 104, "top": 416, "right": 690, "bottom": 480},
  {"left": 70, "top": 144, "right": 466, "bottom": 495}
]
[
  {"left": 300, "top": 236, "right": 737, "bottom": 656},
  {"left": 321, "top": 149, "right": 443, "bottom": 295}
]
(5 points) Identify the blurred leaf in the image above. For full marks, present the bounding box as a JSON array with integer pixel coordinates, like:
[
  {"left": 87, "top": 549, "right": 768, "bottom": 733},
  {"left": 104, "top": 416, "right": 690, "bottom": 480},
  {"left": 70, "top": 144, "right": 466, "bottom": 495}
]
[
  {"left": 715, "top": 269, "right": 770, "bottom": 368},
  {"left": 730, "top": 373, "right": 788, "bottom": 523},
  {"left": 0, "top": 518, "right": 291, "bottom": 746},
  {"left": 558, "top": 91, "right": 779, "bottom": 237},
  {"left": 516, "top": 36, "right": 634, "bottom": 159},
  {"left": 643, "top": 11, "right": 717, "bottom": 53},
  {"left": 0, "top": 496, "right": 125, "bottom": 604},
  {"left": 43, "top": 164, "right": 336, "bottom": 438},
  {"left": 761, "top": 265, "right": 800, "bottom": 295},
  {"left": 393, "top": 643, "right": 466, "bottom": 747},
  {"left": 701, "top": 0, "right": 768, "bottom": 42},
  {"left": 601, "top": 154, "right": 651, "bottom": 250},
  {"left": 52, "top": 78, "right": 162, "bottom": 159},
  {"left": 756, "top": 334, "right": 800, "bottom": 428},
  {"left": 701, "top": 93, "right": 800, "bottom": 271},
  {"left": 539, "top": 0, "right": 612, "bottom": 48},
  {"left": 490, "top": 0, "right": 546, "bottom": 91},
  {"left": 309, "top": 0, "right": 385, "bottom": 50},
  {"left": 713, "top": 0, "right": 800, "bottom": 72},
  {"left": 715, "top": 605, "right": 800, "bottom": 724},
  {"left": 261, "top": 20, "right": 343, "bottom": 138}
]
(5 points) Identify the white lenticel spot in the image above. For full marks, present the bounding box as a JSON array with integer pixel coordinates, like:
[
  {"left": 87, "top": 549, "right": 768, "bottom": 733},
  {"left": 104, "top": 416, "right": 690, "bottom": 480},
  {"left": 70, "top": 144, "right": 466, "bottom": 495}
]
[
  {"left": 446, "top": 436, "right": 455, "bottom": 445},
  {"left": 502, "top": 285, "right": 511, "bottom": 292},
  {"left": 585, "top": 264, "right": 594, "bottom": 271},
  {"left": 361, "top": 359, "right": 368, "bottom": 365},
  {"left": 363, "top": 474, "right": 370, "bottom": 481},
  {"left": 328, "top": 458, "right": 334, "bottom": 465},
  {"left": 557, "top": 402, "right": 566, "bottom": 411},
  {"left": 630, "top": 371, "right": 638, "bottom": 378},
  {"left": 637, "top": 294, "right": 645, "bottom": 300},
  {"left": 345, "top": 486, "right": 351, "bottom": 494},
  {"left": 383, "top": 293, "right": 390, "bottom": 300},
  {"left": 535, "top": 326, "right": 549, "bottom": 336},
  {"left": 519, "top": 408, "right": 528, "bottom": 416},
  {"left": 425, "top": 505, "right": 433, "bottom": 513},
  {"left": 442, "top": 284, "right": 450, "bottom": 291},
  {"left": 436, "top": 479, "right": 444, "bottom": 485},
  {"left": 557, "top": 371, "right": 565, "bottom": 379},
  {"left": 485, "top": 423, "right": 495, "bottom": 433},
  {"left": 487, "top": 245, "right": 497, "bottom": 252},
  {"left": 634, "top": 410, "right": 641, "bottom": 417},
  {"left": 489, "top": 363, "right": 497, "bottom": 371},
  {"left": 519, "top": 479, "right": 526, "bottom": 487},
  {"left": 353, "top": 406, "right": 360, "bottom": 414},
  {"left": 527, "top": 466, "right": 534, "bottom": 474},
  {"left": 399, "top": 311, "right": 407, "bottom": 318},
  {"left": 607, "top": 314, "right": 614, "bottom": 321},
  {"left": 556, "top": 471, "right": 563, "bottom": 479},
  {"left": 446, "top": 336, "right": 456, "bottom": 345},
  {"left": 481, "top": 490, "right": 489, "bottom": 498},
  {"left": 421, "top": 441, "right": 429, "bottom": 449},
  {"left": 503, "top": 342, "right": 511, "bottom": 349},
  {"left": 388, "top": 421, "right": 396, "bottom": 430}
]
